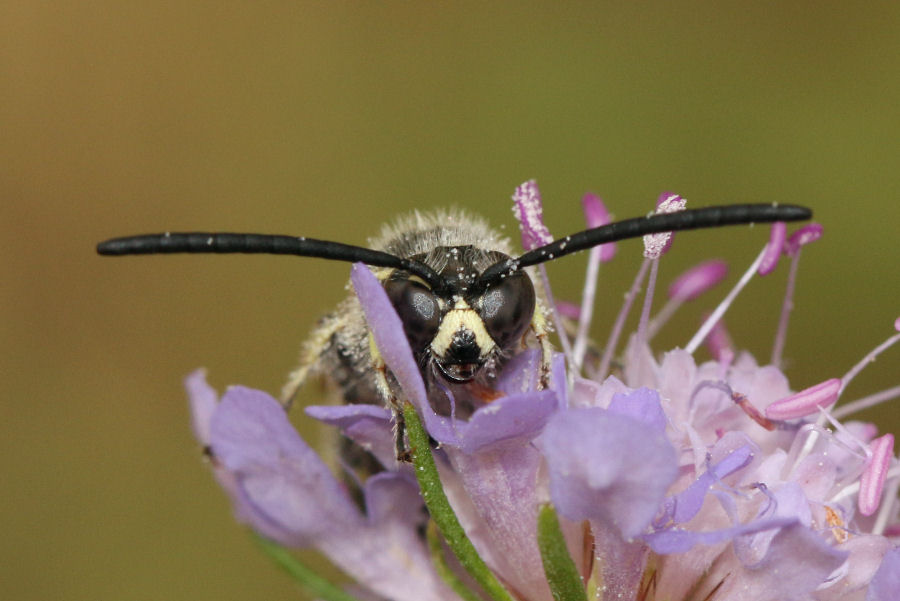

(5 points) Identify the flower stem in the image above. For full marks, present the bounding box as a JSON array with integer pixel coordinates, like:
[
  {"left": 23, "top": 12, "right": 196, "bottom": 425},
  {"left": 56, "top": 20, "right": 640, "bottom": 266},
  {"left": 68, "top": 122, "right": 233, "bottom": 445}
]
[
  {"left": 253, "top": 534, "right": 360, "bottom": 601},
  {"left": 537, "top": 504, "right": 588, "bottom": 601},
  {"left": 426, "top": 520, "right": 486, "bottom": 601},
  {"left": 403, "top": 402, "right": 515, "bottom": 601}
]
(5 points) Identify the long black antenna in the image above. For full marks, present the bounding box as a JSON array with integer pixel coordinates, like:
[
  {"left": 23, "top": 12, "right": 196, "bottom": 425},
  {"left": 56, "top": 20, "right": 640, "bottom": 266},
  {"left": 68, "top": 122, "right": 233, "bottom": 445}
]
[
  {"left": 478, "top": 203, "right": 812, "bottom": 285},
  {"left": 96, "top": 232, "right": 444, "bottom": 290}
]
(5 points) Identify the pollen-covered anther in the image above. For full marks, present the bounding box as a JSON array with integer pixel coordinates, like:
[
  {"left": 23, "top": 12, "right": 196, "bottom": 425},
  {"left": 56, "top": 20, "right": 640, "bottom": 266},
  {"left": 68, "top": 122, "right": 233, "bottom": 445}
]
[
  {"left": 512, "top": 179, "right": 553, "bottom": 250},
  {"left": 757, "top": 221, "right": 786, "bottom": 275},
  {"left": 785, "top": 223, "right": 823, "bottom": 256},
  {"left": 765, "top": 377, "right": 842, "bottom": 420},
  {"left": 668, "top": 260, "right": 728, "bottom": 302},
  {"left": 643, "top": 192, "right": 686, "bottom": 259},
  {"left": 859, "top": 433, "right": 895, "bottom": 516}
]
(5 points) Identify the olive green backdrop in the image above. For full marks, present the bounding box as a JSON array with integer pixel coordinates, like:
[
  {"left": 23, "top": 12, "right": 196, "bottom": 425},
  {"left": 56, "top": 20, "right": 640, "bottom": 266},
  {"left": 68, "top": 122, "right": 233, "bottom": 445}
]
[{"left": 3, "top": 3, "right": 899, "bottom": 600}]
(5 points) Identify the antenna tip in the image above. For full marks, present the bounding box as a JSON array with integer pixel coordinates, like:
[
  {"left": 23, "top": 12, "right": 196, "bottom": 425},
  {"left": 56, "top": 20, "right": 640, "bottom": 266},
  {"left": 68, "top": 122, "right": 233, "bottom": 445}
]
[
  {"left": 96, "top": 239, "right": 116, "bottom": 255},
  {"left": 778, "top": 204, "right": 813, "bottom": 221}
]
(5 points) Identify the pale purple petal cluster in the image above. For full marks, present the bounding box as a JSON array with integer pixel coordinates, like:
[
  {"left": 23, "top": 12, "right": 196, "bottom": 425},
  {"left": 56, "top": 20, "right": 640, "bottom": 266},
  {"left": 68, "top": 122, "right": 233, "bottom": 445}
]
[{"left": 186, "top": 182, "right": 899, "bottom": 601}]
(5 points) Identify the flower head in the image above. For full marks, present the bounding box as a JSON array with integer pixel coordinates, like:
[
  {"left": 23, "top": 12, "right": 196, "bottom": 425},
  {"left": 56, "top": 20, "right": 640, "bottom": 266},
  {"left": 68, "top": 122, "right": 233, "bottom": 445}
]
[{"left": 187, "top": 183, "right": 900, "bottom": 601}]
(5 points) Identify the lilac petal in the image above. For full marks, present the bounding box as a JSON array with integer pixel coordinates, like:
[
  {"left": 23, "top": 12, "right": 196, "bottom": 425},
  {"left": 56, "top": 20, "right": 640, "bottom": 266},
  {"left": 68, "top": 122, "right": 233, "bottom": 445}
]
[
  {"left": 209, "top": 385, "right": 363, "bottom": 546},
  {"left": 305, "top": 404, "right": 396, "bottom": 469},
  {"left": 655, "top": 445, "right": 755, "bottom": 528},
  {"left": 570, "top": 374, "right": 629, "bottom": 410},
  {"left": 350, "top": 263, "right": 458, "bottom": 445},
  {"left": 541, "top": 407, "right": 678, "bottom": 538},
  {"left": 786, "top": 222, "right": 824, "bottom": 256},
  {"left": 757, "top": 221, "right": 786, "bottom": 275},
  {"left": 859, "top": 433, "right": 895, "bottom": 516},
  {"left": 455, "top": 390, "right": 557, "bottom": 454},
  {"left": 362, "top": 472, "right": 425, "bottom": 527},
  {"left": 186, "top": 368, "right": 218, "bottom": 445},
  {"left": 589, "top": 521, "right": 648, "bottom": 601},
  {"left": 724, "top": 523, "right": 848, "bottom": 601},
  {"left": 493, "top": 348, "right": 565, "bottom": 400},
  {"left": 443, "top": 442, "right": 553, "bottom": 600},
  {"left": 494, "top": 348, "right": 541, "bottom": 395},
  {"left": 550, "top": 351, "right": 567, "bottom": 409},
  {"left": 643, "top": 193, "right": 686, "bottom": 259},
  {"left": 765, "top": 378, "right": 841, "bottom": 420},
  {"left": 607, "top": 387, "right": 667, "bottom": 433},
  {"left": 642, "top": 515, "right": 797, "bottom": 554},
  {"left": 826, "top": 535, "right": 892, "bottom": 599},
  {"left": 867, "top": 546, "right": 900, "bottom": 601},
  {"left": 512, "top": 179, "right": 553, "bottom": 250},
  {"left": 322, "top": 472, "right": 457, "bottom": 601},
  {"left": 668, "top": 259, "right": 728, "bottom": 302},
  {"left": 582, "top": 192, "right": 616, "bottom": 261}
]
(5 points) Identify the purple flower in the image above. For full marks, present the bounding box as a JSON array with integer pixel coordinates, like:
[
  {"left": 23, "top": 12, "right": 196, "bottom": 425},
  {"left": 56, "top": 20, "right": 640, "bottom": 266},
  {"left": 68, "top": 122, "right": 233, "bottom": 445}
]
[
  {"left": 187, "top": 373, "right": 456, "bottom": 601},
  {"left": 186, "top": 183, "right": 900, "bottom": 601}
]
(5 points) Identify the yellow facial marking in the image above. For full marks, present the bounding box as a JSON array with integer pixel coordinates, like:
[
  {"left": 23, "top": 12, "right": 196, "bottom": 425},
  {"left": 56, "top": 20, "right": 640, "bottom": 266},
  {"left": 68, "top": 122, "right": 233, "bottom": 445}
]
[{"left": 430, "top": 298, "right": 496, "bottom": 359}]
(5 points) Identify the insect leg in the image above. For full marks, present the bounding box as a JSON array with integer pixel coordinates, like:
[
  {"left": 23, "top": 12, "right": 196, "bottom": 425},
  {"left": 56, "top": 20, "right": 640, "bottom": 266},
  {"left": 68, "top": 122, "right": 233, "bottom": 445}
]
[
  {"left": 531, "top": 305, "right": 554, "bottom": 390},
  {"left": 366, "top": 332, "right": 412, "bottom": 462}
]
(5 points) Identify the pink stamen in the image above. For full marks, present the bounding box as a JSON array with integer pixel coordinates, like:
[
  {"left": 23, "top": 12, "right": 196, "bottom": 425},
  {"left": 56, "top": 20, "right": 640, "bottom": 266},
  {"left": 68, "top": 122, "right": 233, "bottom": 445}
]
[
  {"left": 555, "top": 300, "right": 581, "bottom": 320},
  {"left": 598, "top": 259, "right": 652, "bottom": 379},
  {"left": 643, "top": 193, "right": 686, "bottom": 259},
  {"left": 669, "top": 259, "right": 729, "bottom": 302},
  {"left": 785, "top": 223, "right": 823, "bottom": 256},
  {"left": 840, "top": 321, "right": 900, "bottom": 393},
  {"left": 636, "top": 258, "right": 660, "bottom": 350},
  {"left": 859, "top": 434, "right": 894, "bottom": 516},
  {"left": 510, "top": 180, "right": 575, "bottom": 370},
  {"left": 573, "top": 194, "right": 614, "bottom": 370},
  {"left": 733, "top": 391, "right": 776, "bottom": 431},
  {"left": 705, "top": 314, "right": 734, "bottom": 363},
  {"left": 765, "top": 378, "right": 841, "bottom": 421},
  {"left": 757, "top": 222, "right": 786, "bottom": 276},
  {"left": 772, "top": 223, "right": 822, "bottom": 367},
  {"left": 582, "top": 193, "right": 616, "bottom": 262},
  {"left": 833, "top": 385, "right": 900, "bottom": 420},
  {"left": 685, "top": 246, "right": 767, "bottom": 355},
  {"left": 770, "top": 249, "right": 800, "bottom": 368}
]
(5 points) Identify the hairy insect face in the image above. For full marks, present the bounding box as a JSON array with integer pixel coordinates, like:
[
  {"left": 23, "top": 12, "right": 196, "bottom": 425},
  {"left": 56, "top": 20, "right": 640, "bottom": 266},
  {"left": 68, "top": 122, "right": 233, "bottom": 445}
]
[{"left": 384, "top": 246, "right": 537, "bottom": 384}]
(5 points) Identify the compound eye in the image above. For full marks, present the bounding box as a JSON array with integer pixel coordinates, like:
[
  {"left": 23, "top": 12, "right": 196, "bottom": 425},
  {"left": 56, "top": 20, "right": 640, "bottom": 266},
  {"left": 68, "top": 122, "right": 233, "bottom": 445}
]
[
  {"left": 383, "top": 278, "right": 441, "bottom": 355},
  {"left": 475, "top": 271, "right": 536, "bottom": 349}
]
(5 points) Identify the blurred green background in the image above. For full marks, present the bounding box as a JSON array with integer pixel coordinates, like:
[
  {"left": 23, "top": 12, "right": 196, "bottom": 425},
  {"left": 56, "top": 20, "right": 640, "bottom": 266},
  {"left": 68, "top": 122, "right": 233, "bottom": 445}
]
[{"left": 3, "top": 3, "right": 899, "bottom": 600}]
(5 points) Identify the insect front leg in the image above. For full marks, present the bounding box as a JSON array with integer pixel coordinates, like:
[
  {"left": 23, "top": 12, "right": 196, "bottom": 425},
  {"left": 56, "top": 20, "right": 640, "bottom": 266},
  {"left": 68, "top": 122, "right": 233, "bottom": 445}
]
[
  {"left": 531, "top": 305, "right": 554, "bottom": 390},
  {"left": 367, "top": 333, "right": 412, "bottom": 463}
]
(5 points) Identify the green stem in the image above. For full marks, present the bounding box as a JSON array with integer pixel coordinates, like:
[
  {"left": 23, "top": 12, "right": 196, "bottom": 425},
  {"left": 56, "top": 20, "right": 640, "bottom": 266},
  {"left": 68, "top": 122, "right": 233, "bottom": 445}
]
[
  {"left": 537, "top": 504, "right": 588, "bottom": 601},
  {"left": 426, "top": 520, "right": 486, "bottom": 601},
  {"left": 254, "top": 534, "right": 360, "bottom": 601},
  {"left": 403, "top": 402, "right": 515, "bottom": 601}
]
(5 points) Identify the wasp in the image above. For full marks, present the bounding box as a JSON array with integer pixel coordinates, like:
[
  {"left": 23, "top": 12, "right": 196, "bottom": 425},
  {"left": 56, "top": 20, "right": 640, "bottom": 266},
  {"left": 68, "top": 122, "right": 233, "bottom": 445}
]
[{"left": 97, "top": 201, "right": 811, "bottom": 460}]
